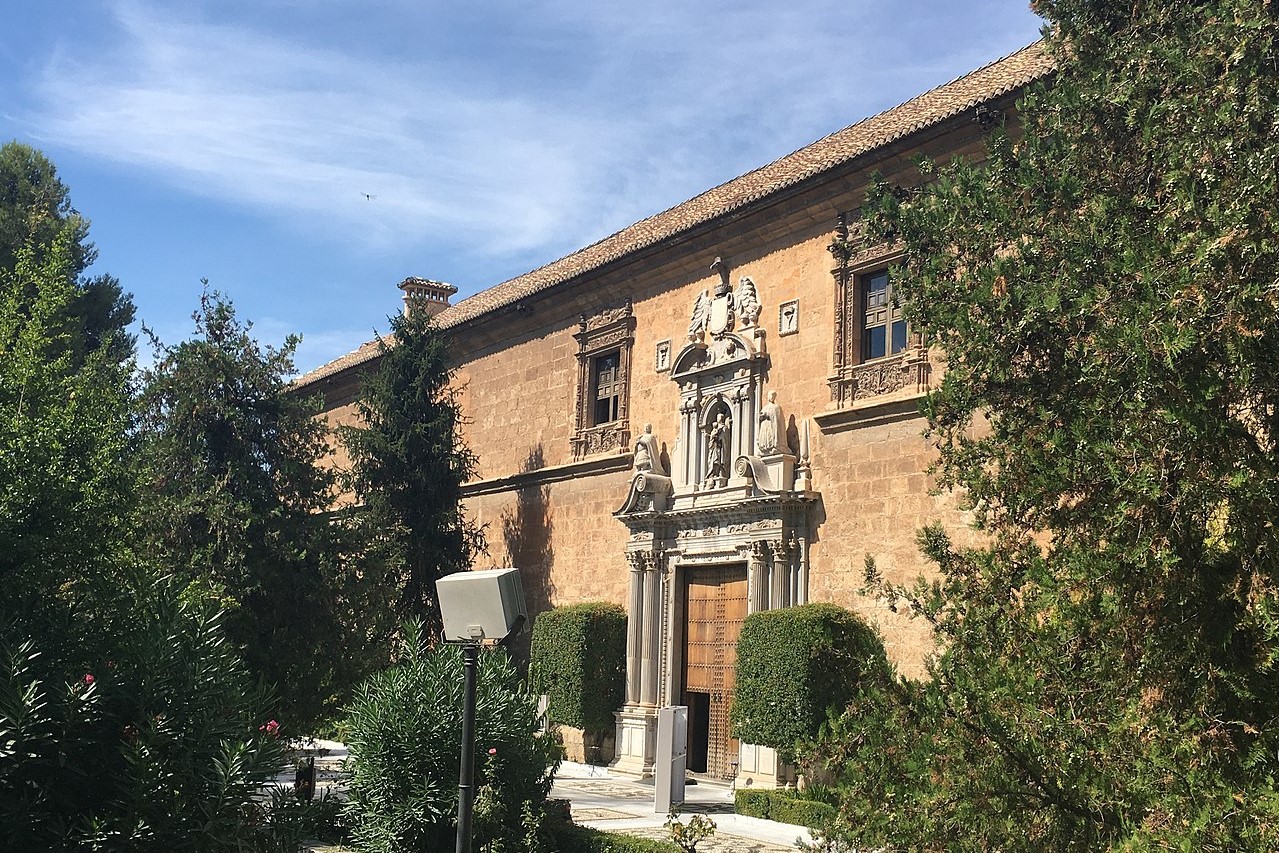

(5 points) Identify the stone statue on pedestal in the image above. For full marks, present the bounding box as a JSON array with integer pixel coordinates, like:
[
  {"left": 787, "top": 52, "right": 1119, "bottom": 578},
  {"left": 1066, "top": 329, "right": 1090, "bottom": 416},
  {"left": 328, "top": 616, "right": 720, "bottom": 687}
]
[
  {"left": 633, "top": 423, "right": 666, "bottom": 476},
  {"left": 756, "top": 391, "right": 790, "bottom": 455}
]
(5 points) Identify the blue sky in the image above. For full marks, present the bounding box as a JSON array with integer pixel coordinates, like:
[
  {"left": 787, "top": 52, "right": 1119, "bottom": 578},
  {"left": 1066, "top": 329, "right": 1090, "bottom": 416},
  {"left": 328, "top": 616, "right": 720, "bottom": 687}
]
[{"left": 1, "top": 1, "right": 1043, "bottom": 375}]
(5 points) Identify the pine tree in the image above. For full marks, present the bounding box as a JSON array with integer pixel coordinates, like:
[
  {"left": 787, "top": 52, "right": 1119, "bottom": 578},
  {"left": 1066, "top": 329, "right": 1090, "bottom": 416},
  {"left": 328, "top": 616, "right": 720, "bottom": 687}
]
[
  {"left": 0, "top": 141, "right": 135, "bottom": 366},
  {"left": 819, "top": 2, "right": 1279, "bottom": 849},
  {"left": 342, "top": 306, "right": 484, "bottom": 634},
  {"left": 135, "top": 289, "right": 381, "bottom": 730}
]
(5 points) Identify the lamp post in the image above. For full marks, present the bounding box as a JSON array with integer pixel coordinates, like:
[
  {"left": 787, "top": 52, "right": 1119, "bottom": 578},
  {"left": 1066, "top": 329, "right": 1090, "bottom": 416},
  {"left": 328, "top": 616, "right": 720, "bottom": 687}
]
[
  {"left": 436, "top": 568, "right": 528, "bottom": 853},
  {"left": 455, "top": 641, "right": 480, "bottom": 853}
]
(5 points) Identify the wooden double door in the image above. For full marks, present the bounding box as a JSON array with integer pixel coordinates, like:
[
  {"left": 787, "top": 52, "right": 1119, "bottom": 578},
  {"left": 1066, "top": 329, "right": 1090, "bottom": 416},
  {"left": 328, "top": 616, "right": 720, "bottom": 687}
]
[{"left": 681, "top": 565, "right": 748, "bottom": 779}]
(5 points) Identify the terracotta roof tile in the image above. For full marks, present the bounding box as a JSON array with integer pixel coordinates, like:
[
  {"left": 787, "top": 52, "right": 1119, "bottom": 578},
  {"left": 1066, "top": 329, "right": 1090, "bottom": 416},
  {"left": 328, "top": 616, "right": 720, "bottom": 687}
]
[
  {"left": 296, "top": 338, "right": 386, "bottom": 387},
  {"left": 296, "top": 41, "right": 1052, "bottom": 388}
]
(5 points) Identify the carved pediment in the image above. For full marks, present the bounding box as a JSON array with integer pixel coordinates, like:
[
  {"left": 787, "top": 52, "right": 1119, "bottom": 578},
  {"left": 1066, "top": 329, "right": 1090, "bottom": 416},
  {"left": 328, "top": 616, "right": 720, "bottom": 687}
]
[{"left": 670, "top": 332, "right": 757, "bottom": 379}]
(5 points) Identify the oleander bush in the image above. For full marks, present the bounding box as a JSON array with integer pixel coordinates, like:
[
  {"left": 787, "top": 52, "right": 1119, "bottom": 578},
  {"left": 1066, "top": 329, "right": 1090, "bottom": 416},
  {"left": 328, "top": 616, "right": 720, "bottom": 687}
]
[
  {"left": 530, "top": 602, "right": 626, "bottom": 737},
  {"left": 341, "top": 621, "right": 561, "bottom": 853},
  {"left": 730, "top": 603, "right": 888, "bottom": 759},
  {"left": 0, "top": 570, "right": 290, "bottom": 852}
]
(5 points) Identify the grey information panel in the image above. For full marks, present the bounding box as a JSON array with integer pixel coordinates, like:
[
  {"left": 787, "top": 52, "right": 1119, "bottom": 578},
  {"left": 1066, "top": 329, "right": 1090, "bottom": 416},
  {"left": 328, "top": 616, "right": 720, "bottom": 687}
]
[{"left": 654, "top": 705, "right": 688, "bottom": 813}]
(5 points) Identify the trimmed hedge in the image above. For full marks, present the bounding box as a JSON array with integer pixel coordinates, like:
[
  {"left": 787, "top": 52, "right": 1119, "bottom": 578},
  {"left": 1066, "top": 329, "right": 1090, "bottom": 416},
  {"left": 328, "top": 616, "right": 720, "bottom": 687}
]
[
  {"left": 530, "top": 602, "right": 627, "bottom": 735},
  {"left": 729, "top": 603, "right": 887, "bottom": 758},
  {"left": 551, "top": 824, "right": 679, "bottom": 852},
  {"left": 734, "top": 789, "right": 837, "bottom": 830}
]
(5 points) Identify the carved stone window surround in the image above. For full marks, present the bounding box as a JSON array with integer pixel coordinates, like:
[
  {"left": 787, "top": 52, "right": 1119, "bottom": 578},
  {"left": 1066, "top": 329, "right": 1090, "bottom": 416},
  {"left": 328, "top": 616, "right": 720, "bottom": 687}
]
[
  {"left": 572, "top": 302, "right": 635, "bottom": 460},
  {"left": 828, "top": 211, "right": 929, "bottom": 409}
]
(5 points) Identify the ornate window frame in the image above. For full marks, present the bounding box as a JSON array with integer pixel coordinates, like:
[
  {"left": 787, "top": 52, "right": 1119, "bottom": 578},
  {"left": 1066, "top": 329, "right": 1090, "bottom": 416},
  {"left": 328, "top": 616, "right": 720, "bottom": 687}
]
[
  {"left": 828, "top": 212, "right": 930, "bottom": 409},
  {"left": 572, "top": 301, "right": 635, "bottom": 459}
]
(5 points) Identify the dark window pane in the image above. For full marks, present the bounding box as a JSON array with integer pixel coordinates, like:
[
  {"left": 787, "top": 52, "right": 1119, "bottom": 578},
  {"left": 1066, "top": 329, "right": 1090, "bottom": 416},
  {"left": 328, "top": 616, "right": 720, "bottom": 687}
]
[
  {"left": 864, "top": 271, "right": 889, "bottom": 309},
  {"left": 595, "top": 395, "right": 618, "bottom": 425},
  {"left": 595, "top": 352, "right": 619, "bottom": 387},
  {"left": 891, "top": 320, "right": 907, "bottom": 354},
  {"left": 865, "top": 325, "right": 886, "bottom": 360}
]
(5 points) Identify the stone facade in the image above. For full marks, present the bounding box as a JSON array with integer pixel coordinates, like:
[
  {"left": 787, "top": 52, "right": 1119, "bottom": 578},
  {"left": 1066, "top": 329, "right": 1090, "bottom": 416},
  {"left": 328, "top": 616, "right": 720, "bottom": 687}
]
[{"left": 298, "top": 44, "right": 1054, "bottom": 786}]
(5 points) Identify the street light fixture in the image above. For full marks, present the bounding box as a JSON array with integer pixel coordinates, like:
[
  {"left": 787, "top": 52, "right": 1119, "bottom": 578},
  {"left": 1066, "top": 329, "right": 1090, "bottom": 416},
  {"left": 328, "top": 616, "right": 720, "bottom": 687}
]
[{"left": 436, "top": 568, "right": 528, "bottom": 853}]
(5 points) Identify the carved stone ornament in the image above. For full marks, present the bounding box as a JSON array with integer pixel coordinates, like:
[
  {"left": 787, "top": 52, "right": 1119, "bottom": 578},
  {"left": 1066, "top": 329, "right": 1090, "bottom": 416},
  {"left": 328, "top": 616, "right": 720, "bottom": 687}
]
[
  {"left": 686, "top": 258, "right": 762, "bottom": 344},
  {"left": 839, "top": 350, "right": 931, "bottom": 404},
  {"left": 778, "top": 300, "right": 799, "bottom": 336},
  {"left": 571, "top": 301, "right": 635, "bottom": 459},
  {"left": 581, "top": 303, "right": 634, "bottom": 333},
  {"left": 632, "top": 423, "right": 668, "bottom": 476},
  {"left": 702, "top": 411, "right": 731, "bottom": 489},
  {"left": 576, "top": 424, "right": 631, "bottom": 457},
  {"left": 756, "top": 390, "right": 789, "bottom": 455},
  {"left": 655, "top": 340, "right": 671, "bottom": 372}
]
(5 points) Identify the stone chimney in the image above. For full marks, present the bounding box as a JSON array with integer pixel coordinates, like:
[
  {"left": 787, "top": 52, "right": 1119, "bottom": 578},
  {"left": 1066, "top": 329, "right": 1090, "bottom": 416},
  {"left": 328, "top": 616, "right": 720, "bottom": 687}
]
[{"left": 398, "top": 277, "right": 458, "bottom": 319}]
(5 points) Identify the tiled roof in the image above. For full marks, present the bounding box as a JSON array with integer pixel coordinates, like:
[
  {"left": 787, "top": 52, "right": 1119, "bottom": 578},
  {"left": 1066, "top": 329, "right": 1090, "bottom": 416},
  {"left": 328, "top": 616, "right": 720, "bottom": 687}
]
[
  {"left": 297, "top": 338, "right": 387, "bottom": 388},
  {"left": 296, "top": 41, "right": 1052, "bottom": 388}
]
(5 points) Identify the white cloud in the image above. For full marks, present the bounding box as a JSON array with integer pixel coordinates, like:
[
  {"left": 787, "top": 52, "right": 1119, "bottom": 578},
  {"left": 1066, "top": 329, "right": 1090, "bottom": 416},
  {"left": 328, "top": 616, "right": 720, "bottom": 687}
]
[
  {"left": 26, "top": 0, "right": 1043, "bottom": 274},
  {"left": 31, "top": 1, "right": 637, "bottom": 258}
]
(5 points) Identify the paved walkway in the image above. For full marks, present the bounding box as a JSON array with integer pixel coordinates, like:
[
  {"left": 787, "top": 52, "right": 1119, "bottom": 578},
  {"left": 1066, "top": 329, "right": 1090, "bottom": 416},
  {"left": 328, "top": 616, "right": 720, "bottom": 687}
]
[
  {"left": 551, "top": 761, "right": 814, "bottom": 852},
  {"left": 300, "top": 750, "right": 815, "bottom": 852}
]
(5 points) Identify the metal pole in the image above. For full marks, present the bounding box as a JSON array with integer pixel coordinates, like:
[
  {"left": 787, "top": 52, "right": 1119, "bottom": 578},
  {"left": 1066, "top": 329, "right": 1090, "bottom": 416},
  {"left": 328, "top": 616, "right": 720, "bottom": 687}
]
[{"left": 455, "top": 642, "right": 479, "bottom": 853}]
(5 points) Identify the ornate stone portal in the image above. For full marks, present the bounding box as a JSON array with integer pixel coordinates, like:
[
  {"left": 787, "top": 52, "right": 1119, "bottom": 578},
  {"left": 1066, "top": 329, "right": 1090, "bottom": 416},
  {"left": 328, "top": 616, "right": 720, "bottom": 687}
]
[{"left": 612, "top": 262, "right": 819, "bottom": 785}]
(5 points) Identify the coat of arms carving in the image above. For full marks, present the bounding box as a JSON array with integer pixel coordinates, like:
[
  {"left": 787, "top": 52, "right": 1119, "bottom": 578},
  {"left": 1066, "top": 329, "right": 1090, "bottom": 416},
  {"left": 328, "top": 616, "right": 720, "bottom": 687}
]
[{"left": 687, "top": 257, "right": 761, "bottom": 344}]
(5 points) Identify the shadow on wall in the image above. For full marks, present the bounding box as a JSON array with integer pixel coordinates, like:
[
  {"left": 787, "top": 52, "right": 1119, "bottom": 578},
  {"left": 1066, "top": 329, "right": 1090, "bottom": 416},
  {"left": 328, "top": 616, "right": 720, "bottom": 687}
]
[{"left": 500, "top": 444, "right": 555, "bottom": 673}]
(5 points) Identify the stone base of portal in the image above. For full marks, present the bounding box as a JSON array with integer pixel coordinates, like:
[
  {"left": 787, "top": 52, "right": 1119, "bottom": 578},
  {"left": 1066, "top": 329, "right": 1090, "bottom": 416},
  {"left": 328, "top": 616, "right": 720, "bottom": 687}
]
[
  {"left": 609, "top": 706, "right": 657, "bottom": 780},
  {"left": 736, "top": 742, "right": 797, "bottom": 790}
]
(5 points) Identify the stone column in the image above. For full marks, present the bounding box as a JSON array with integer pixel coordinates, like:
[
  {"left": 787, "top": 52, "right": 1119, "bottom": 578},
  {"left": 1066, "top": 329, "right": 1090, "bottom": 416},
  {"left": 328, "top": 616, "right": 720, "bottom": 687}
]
[
  {"left": 625, "top": 553, "right": 644, "bottom": 705},
  {"left": 748, "top": 541, "right": 768, "bottom": 614},
  {"left": 680, "top": 399, "right": 699, "bottom": 489},
  {"left": 734, "top": 385, "right": 752, "bottom": 461},
  {"left": 770, "top": 539, "right": 789, "bottom": 609},
  {"left": 639, "top": 553, "right": 662, "bottom": 707},
  {"left": 797, "top": 535, "right": 809, "bottom": 605},
  {"left": 614, "top": 551, "right": 661, "bottom": 779}
]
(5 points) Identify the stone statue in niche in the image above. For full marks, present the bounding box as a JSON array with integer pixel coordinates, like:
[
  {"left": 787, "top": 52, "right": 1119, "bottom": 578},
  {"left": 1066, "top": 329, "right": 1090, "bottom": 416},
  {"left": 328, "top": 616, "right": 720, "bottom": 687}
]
[
  {"left": 633, "top": 423, "right": 667, "bottom": 476},
  {"left": 756, "top": 391, "right": 791, "bottom": 455},
  {"left": 703, "top": 413, "right": 731, "bottom": 488}
]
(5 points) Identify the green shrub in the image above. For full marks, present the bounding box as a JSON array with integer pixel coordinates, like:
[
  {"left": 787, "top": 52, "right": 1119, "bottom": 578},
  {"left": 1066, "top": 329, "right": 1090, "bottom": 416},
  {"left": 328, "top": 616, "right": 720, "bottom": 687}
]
[
  {"left": 0, "top": 570, "right": 290, "bottom": 852},
  {"left": 733, "top": 789, "right": 836, "bottom": 830},
  {"left": 734, "top": 789, "right": 774, "bottom": 820},
  {"left": 768, "top": 795, "right": 837, "bottom": 830},
  {"left": 551, "top": 823, "right": 680, "bottom": 852},
  {"left": 530, "top": 602, "right": 626, "bottom": 736},
  {"left": 730, "top": 603, "right": 887, "bottom": 759},
  {"left": 256, "top": 789, "right": 351, "bottom": 853},
  {"left": 341, "top": 622, "right": 561, "bottom": 853}
]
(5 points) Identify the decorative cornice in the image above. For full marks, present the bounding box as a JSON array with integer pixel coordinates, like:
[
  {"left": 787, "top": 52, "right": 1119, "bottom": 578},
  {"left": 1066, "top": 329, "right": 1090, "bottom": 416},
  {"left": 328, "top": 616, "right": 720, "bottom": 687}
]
[
  {"left": 460, "top": 452, "right": 633, "bottom": 498},
  {"left": 812, "top": 394, "right": 927, "bottom": 434}
]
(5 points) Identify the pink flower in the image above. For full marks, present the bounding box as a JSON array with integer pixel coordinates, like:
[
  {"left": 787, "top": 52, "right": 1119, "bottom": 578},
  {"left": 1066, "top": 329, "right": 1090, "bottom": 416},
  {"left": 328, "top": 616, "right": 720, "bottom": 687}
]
[
  {"left": 259, "top": 719, "right": 281, "bottom": 737},
  {"left": 488, "top": 748, "right": 497, "bottom": 756},
  {"left": 83, "top": 673, "right": 95, "bottom": 685}
]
